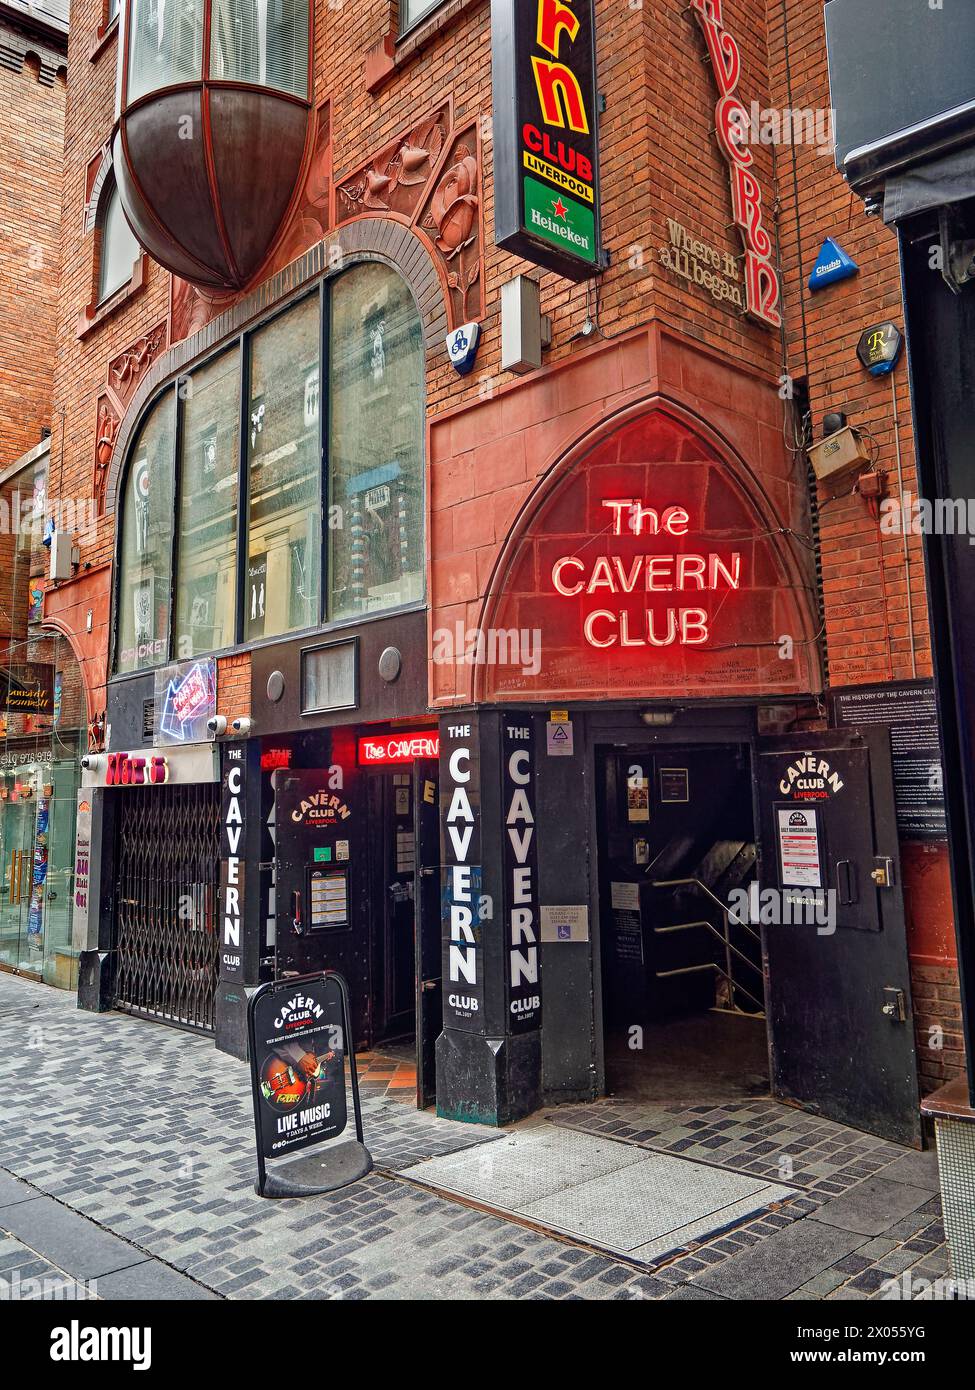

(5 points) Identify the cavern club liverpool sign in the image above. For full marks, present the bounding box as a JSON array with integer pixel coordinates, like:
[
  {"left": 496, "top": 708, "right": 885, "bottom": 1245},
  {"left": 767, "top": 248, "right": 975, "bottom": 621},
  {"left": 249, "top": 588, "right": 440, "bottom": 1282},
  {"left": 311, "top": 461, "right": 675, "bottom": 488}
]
[
  {"left": 690, "top": 0, "right": 781, "bottom": 329},
  {"left": 492, "top": 0, "right": 602, "bottom": 279}
]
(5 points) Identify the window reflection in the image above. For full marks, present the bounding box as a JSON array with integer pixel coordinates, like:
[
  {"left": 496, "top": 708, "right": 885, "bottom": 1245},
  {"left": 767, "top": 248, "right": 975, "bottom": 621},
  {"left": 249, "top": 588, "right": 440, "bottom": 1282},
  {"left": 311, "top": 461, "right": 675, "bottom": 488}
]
[
  {"left": 174, "top": 349, "right": 240, "bottom": 657},
  {"left": 245, "top": 294, "right": 321, "bottom": 641},
  {"left": 127, "top": 0, "right": 205, "bottom": 103},
  {"left": 98, "top": 183, "right": 140, "bottom": 302},
  {"left": 210, "top": 0, "right": 308, "bottom": 98},
  {"left": 117, "top": 394, "right": 176, "bottom": 673},
  {"left": 328, "top": 265, "right": 424, "bottom": 621}
]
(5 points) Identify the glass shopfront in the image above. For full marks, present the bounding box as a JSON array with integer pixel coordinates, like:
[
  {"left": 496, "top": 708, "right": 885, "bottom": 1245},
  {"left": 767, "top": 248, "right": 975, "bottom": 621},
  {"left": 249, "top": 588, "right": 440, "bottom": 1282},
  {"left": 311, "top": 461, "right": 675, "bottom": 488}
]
[
  {"left": 115, "top": 262, "right": 425, "bottom": 675},
  {"left": 0, "top": 448, "right": 86, "bottom": 988}
]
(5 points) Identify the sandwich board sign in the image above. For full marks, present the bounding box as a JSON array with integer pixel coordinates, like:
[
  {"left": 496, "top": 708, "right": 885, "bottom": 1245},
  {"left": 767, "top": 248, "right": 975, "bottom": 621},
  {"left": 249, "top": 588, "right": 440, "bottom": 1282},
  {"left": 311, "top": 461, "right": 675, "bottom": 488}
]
[{"left": 248, "top": 970, "right": 371, "bottom": 1197}]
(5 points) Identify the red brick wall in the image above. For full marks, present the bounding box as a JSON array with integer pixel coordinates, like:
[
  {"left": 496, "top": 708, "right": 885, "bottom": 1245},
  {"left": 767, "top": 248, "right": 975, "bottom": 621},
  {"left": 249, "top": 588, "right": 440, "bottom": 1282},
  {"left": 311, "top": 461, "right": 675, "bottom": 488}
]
[
  {"left": 0, "top": 43, "right": 66, "bottom": 469},
  {"left": 770, "top": 1, "right": 930, "bottom": 687}
]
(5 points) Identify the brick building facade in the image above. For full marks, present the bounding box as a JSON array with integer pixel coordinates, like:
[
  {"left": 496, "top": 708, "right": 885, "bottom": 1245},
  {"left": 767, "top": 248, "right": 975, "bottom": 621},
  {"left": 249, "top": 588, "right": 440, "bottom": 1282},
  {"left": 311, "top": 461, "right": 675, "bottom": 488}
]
[{"left": 40, "top": 0, "right": 963, "bottom": 1144}]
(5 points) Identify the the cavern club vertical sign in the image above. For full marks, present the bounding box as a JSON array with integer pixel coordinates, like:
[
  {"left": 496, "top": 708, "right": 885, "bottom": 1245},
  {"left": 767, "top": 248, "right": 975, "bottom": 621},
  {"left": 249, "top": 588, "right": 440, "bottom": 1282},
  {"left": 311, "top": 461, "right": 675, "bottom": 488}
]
[
  {"left": 690, "top": 0, "right": 781, "bottom": 328},
  {"left": 492, "top": 0, "right": 602, "bottom": 279}
]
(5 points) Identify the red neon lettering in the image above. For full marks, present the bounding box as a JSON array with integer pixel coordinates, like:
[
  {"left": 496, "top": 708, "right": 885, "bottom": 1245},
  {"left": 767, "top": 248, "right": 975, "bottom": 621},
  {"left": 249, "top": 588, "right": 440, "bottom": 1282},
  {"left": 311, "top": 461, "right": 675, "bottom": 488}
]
[
  {"left": 695, "top": 14, "right": 740, "bottom": 97},
  {"left": 715, "top": 95, "right": 753, "bottom": 169},
  {"left": 731, "top": 165, "right": 773, "bottom": 260}
]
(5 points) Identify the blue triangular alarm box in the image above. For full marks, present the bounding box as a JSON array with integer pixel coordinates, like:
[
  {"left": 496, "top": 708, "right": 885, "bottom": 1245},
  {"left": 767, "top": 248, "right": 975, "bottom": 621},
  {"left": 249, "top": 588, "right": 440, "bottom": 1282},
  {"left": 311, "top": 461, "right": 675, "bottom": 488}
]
[{"left": 808, "top": 237, "right": 859, "bottom": 292}]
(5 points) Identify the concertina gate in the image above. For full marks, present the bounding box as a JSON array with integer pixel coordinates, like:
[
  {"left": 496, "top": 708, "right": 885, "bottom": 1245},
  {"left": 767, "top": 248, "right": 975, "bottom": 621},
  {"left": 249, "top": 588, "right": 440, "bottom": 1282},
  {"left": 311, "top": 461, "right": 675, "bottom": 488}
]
[{"left": 112, "top": 782, "right": 221, "bottom": 1032}]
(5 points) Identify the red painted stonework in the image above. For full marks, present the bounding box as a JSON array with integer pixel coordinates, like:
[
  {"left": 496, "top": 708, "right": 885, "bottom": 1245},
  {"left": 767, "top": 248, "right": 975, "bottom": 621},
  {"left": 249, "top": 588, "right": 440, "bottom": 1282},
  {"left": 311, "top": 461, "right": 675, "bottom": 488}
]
[{"left": 480, "top": 408, "right": 812, "bottom": 703}]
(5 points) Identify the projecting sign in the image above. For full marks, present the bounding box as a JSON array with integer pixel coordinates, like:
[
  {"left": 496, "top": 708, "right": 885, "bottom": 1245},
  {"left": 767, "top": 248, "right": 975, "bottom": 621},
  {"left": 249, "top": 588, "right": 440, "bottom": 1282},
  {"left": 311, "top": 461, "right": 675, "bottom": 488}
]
[
  {"left": 492, "top": 0, "right": 602, "bottom": 279},
  {"left": 808, "top": 237, "right": 859, "bottom": 292}
]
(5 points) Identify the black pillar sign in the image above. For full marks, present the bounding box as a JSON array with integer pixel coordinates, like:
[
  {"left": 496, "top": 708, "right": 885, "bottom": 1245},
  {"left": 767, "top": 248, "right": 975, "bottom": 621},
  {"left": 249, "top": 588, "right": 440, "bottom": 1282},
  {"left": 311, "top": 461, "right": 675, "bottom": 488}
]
[
  {"left": 502, "top": 716, "right": 542, "bottom": 1032},
  {"left": 492, "top": 0, "right": 602, "bottom": 279},
  {"left": 247, "top": 971, "right": 371, "bottom": 1197},
  {"left": 440, "top": 722, "right": 484, "bottom": 1030},
  {"left": 219, "top": 744, "right": 246, "bottom": 984}
]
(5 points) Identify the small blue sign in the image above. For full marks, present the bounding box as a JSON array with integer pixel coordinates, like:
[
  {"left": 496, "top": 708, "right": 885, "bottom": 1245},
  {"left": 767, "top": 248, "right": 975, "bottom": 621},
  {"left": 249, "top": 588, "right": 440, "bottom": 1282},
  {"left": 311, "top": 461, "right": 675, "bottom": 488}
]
[{"left": 808, "top": 238, "right": 859, "bottom": 292}]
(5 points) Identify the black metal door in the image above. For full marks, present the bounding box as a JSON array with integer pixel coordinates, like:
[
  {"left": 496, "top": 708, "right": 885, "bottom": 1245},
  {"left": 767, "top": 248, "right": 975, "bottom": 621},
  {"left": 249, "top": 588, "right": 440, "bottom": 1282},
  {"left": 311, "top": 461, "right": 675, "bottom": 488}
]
[
  {"left": 273, "top": 769, "right": 370, "bottom": 1047},
  {"left": 414, "top": 759, "right": 441, "bottom": 1108},
  {"left": 113, "top": 782, "right": 221, "bottom": 1033},
  {"left": 756, "top": 728, "right": 921, "bottom": 1146}
]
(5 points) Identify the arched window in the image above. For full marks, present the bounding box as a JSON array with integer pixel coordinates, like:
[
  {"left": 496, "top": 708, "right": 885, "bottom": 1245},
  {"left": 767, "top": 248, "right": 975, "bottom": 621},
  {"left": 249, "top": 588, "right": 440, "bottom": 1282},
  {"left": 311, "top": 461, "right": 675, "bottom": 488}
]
[
  {"left": 113, "top": 262, "right": 425, "bottom": 673},
  {"left": 98, "top": 180, "right": 141, "bottom": 303},
  {"left": 116, "top": 393, "right": 176, "bottom": 673}
]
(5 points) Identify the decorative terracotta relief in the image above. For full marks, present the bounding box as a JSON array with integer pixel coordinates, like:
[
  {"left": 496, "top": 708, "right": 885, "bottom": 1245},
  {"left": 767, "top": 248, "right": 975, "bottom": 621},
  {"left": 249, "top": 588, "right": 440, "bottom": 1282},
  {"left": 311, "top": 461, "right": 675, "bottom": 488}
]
[
  {"left": 337, "top": 107, "right": 448, "bottom": 221},
  {"left": 418, "top": 126, "right": 482, "bottom": 324},
  {"left": 93, "top": 395, "right": 120, "bottom": 515},
  {"left": 108, "top": 321, "right": 167, "bottom": 409},
  {"left": 337, "top": 107, "right": 482, "bottom": 328},
  {"left": 170, "top": 277, "right": 235, "bottom": 346}
]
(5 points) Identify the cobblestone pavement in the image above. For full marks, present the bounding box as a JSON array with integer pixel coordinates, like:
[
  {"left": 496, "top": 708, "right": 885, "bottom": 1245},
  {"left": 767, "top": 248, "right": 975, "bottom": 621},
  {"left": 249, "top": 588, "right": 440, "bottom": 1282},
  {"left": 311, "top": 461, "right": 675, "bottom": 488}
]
[{"left": 0, "top": 974, "right": 962, "bottom": 1300}]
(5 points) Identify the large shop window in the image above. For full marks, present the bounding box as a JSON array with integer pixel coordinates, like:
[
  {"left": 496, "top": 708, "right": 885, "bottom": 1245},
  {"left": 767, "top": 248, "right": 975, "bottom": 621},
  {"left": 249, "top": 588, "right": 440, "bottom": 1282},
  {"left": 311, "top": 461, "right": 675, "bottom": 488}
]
[
  {"left": 117, "top": 394, "right": 177, "bottom": 673},
  {"left": 329, "top": 264, "right": 424, "bottom": 622},
  {"left": 175, "top": 347, "right": 240, "bottom": 657},
  {"left": 113, "top": 263, "right": 424, "bottom": 674}
]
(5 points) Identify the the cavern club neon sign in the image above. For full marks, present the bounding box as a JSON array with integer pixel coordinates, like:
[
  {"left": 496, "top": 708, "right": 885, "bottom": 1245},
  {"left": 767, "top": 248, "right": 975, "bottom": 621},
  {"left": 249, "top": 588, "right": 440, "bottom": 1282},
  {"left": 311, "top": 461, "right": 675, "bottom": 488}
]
[
  {"left": 358, "top": 732, "right": 441, "bottom": 766},
  {"left": 690, "top": 0, "right": 781, "bottom": 329},
  {"left": 550, "top": 497, "right": 743, "bottom": 648}
]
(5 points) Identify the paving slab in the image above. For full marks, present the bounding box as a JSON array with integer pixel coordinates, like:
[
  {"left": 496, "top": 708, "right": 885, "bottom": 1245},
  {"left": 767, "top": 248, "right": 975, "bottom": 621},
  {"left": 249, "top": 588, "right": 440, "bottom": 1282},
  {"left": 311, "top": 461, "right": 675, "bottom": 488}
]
[
  {"left": 94, "top": 1259, "right": 222, "bottom": 1300},
  {"left": 811, "top": 1176, "right": 932, "bottom": 1236},
  {"left": 878, "top": 1149, "right": 940, "bottom": 1191},
  {"left": 0, "top": 1169, "right": 36, "bottom": 1208},
  {"left": 1, "top": 1196, "right": 151, "bottom": 1279},
  {"left": 691, "top": 1219, "right": 867, "bottom": 1299}
]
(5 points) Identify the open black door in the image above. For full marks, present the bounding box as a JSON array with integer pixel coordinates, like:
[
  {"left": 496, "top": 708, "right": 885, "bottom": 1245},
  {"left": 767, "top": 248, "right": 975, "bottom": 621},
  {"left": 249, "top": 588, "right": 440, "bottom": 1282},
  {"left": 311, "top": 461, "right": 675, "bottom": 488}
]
[
  {"left": 756, "top": 728, "right": 922, "bottom": 1147},
  {"left": 414, "top": 759, "right": 441, "bottom": 1108},
  {"left": 273, "top": 768, "right": 370, "bottom": 1048}
]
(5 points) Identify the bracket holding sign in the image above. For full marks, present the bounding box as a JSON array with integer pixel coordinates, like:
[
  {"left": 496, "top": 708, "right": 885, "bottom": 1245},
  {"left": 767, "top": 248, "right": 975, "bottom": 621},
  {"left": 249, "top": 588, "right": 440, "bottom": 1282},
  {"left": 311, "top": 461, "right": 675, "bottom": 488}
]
[{"left": 247, "top": 970, "right": 372, "bottom": 1198}]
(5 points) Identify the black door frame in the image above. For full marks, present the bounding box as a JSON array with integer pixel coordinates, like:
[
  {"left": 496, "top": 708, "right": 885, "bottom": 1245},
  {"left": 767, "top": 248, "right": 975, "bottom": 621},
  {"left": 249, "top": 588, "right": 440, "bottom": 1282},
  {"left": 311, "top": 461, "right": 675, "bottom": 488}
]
[{"left": 582, "top": 703, "right": 760, "bottom": 1103}]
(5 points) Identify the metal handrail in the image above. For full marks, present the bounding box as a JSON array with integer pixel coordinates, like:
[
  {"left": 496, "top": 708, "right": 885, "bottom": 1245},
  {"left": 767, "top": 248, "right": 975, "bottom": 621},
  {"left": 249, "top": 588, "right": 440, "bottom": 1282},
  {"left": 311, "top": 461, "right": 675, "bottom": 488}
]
[{"left": 651, "top": 875, "right": 765, "bottom": 1016}]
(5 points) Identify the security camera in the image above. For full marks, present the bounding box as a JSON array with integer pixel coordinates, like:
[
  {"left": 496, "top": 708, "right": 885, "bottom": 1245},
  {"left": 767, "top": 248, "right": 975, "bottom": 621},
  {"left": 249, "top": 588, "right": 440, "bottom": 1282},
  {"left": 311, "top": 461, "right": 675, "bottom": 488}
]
[
  {"left": 81, "top": 754, "right": 103, "bottom": 771},
  {"left": 207, "top": 715, "right": 228, "bottom": 736},
  {"left": 231, "top": 717, "right": 253, "bottom": 735}
]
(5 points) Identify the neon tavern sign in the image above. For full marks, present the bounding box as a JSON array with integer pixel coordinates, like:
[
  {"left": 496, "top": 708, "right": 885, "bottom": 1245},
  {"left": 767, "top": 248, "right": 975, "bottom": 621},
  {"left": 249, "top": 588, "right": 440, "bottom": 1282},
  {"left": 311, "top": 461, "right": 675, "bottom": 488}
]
[
  {"left": 689, "top": 0, "right": 782, "bottom": 329},
  {"left": 550, "top": 497, "right": 744, "bottom": 648}
]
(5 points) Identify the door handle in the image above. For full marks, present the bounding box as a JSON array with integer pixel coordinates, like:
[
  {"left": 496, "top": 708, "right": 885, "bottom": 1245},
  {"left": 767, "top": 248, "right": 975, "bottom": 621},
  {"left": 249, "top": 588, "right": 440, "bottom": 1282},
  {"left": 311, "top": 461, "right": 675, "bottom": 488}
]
[
  {"left": 421, "top": 978, "right": 439, "bottom": 992},
  {"left": 835, "top": 859, "right": 857, "bottom": 905},
  {"left": 292, "top": 889, "right": 304, "bottom": 935}
]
